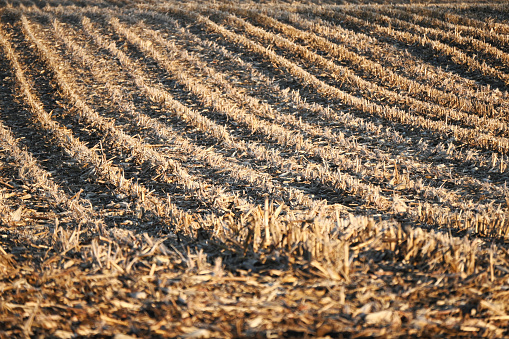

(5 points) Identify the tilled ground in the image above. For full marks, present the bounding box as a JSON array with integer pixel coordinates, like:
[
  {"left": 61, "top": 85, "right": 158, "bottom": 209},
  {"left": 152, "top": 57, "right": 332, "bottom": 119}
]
[{"left": 0, "top": 0, "right": 509, "bottom": 337}]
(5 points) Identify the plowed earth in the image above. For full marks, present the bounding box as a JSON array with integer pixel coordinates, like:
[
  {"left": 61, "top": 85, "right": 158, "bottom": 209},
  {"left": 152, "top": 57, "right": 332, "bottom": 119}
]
[{"left": 1, "top": 0, "right": 509, "bottom": 337}]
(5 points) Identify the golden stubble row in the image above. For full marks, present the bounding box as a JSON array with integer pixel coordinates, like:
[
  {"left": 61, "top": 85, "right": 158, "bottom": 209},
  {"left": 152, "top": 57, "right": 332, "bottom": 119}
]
[
  {"left": 334, "top": 7, "right": 509, "bottom": 87},
  {"left": 0, "top": 16, "right": 194, "bottom": 237},
  {"left": 391, "top": 5, "right": 509, "bottom": 49},
  {"left": 48, "top": 14, "right": 317, "bottom": 211},
  {"left": 301, "top": 5, "right": 507, "bottom": 114},
  {"left": 0, "top": 23, "right": 107, "bottom": 228},
  {"left": 132, "top": 6, "right": 509, "bottom": 194},
  {"left": 21, "top": 15, "right": 258, "bottom": 220},
  {"left": 45, "top": 5, "right": 509, "bottom": 181},
  {"left": 45, "top": 10, "right": 372, "bottom": 259},
  {"left": 109, "top": 15, "right": 397, "bottom": 207},
  {"left": 253, "top": 7, "right": 506, "bottom": 120},
  {"left": 155, "top": 6, "right": 508, "bottom": 195},
  {"left": 161, "top": 4, "right": 509, "bottom": 156},
  {"left": 36, "top": 3, "right": 509, "bottom": 236},
  {"left": 0, "top": 3, "right": 506, "bottom": 276},
  {"left": 0, "top": 14, "right": 272, "bottom": 257},
  {"left": 0, "top": 119, "right": 101, "bottom": 227},
  {"left": 366, "top": 6, "right": 509, "bottom": 71},
  {"left": 124, "top": 12, "right": 509, "bottom": 216},
  {"left": 210, "top": 2, "right": 507, "bottom": 118},
  {"left": 207, "top": 6, "right": 509, "bottom": 152},
  {"left": 102, "top": 7, "right": 507, "bottom": 236}
]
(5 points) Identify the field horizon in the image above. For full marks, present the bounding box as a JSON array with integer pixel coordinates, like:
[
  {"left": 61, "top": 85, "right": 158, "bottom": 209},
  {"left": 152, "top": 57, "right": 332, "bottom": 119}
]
[{"left": 0, "top": 0, "right": 509, "bottom": 337}]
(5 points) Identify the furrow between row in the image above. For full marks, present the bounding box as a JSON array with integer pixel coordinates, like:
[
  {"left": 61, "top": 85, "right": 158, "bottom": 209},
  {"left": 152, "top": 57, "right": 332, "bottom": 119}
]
[
  {"left": 398, "top": 5, "right": 509, "bottom": 52},
  {"left": 339, "top": 7, "right": 509, "bottom": 86},
  {"left": 131, "top": 8, "right": 509, "bottom": 201},
  {"left": 369, "top": 6, "right": 509, "bottom": 71},
  {"left": 0, "top": 118, "right": 101, "bottom": 228},
  {"left": 21, "top": 15, "right": 247, "bottom": 217},
  {"left": 214, "top": 7, "right": 509, "bottom": 149},
  {"left": 48, "top": 15, "right": 317, "bottom": 211},
  {"left": 126, "top": 15, "right": 509, "bottom": 214},
  {"left": 107, "top": 8, "right": 508, "bottom": 235},
  {"left": 259, "top": 7, "right": 505, "bottom": 120},
  {"left": 0, "top": 19, "right": 192, "bottom": 237},
  {"left": 163, "top": 4, "right": 509, "bottom": 158}
]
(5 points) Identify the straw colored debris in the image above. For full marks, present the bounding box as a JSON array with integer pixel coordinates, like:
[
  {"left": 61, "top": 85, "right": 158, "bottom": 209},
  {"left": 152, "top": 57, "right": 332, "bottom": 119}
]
[{"left": 0, "top": 0, "right": 508, "bottom": 337}]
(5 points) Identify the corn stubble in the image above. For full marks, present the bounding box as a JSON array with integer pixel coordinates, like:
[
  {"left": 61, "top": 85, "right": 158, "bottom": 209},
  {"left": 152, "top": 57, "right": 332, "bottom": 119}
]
[{"left": 0, "top": 0, "right": 508, "bottom": 337}]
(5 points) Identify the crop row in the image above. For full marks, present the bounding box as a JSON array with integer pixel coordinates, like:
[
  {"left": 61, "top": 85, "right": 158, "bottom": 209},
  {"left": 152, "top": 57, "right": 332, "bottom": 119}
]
[{"left": 2, "top": 2, "right": 509, "bottom": 245}]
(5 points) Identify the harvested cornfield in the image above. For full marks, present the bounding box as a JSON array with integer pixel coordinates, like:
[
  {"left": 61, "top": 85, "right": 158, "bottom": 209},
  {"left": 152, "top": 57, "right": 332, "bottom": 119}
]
[{"left": 1, "top": 0, "right": 509, "bottom": 337}]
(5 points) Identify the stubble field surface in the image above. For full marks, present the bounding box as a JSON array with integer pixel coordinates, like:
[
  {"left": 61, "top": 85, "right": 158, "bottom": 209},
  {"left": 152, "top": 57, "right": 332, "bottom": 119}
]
[{"left": 1, "top": 0, "right": 509, "bottom": 337}]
